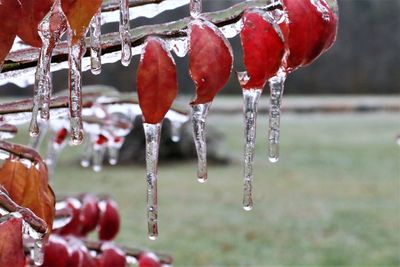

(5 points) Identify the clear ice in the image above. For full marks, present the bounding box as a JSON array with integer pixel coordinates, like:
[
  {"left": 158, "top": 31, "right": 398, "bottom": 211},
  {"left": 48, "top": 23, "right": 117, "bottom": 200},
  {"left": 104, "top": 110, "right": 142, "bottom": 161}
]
[
  {"left": 119, "top": 0, "right": 132, "bottom": 66},
  {"left": 68, "top": 33, "right": 86, "bottom": 145},
  {"left": 190, "top": 0, "right": 202, "bottom": 18},
  {"left": 143, "top": 122, "right": 162, "bottom": 240},
  {"left": 90, "top": 8, "right": 102, "bottom": 75},
  {"left": 191, "top": 103, "right": 211, "bottom": 183},
  {"left": 267, "top": 70, "right": 286, "bottom": 163},
  {"left": 242, "top": 89, "right": 262, "bottom": 211}
]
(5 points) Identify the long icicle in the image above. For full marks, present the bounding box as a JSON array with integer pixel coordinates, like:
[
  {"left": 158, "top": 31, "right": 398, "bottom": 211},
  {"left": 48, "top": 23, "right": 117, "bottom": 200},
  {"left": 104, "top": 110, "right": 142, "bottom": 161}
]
[
  {"left": 191, "top": 103, "right": 211, "bottom": 183},
  {"left": 119, "top": 0, "right": 131, "bottom": 66},
  {"left": 90, "top": 8, "right": 102, "bottom": 75},
  {"left": 242, "top": 89, "right": 262, "bottom": 211},
  {"left": 143, "top": 122, "right": 162, "bottom": 240},
  {"left": 267, "top": 70, "right": 286, "bottom": 163},
  {"left": 68, "top": 32, "right": 86, "bottom": 145}
]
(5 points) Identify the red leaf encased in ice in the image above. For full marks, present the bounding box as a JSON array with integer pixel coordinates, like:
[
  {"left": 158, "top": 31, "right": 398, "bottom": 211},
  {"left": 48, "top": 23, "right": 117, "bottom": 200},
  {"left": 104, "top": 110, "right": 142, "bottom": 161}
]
[
  {"left": 240, "top": 10, "right": 285, "bottom": 89},
  {"left": 189, "top": 19, "right": 233, "bottom": 104},
  {"left": 283, "top": 0, "right": 338, "bottom": 71},
  {"left": 0, "top": 217, "right": 25, "bottom": 267},
  {"left": 137, "top": 37, "right": 178, "bottom": 124},
  {"left": 0, "top": 0, "right": 21, "bottom": 69},
  {"left": 17, "top": 0, "right": 54, "bottom": 47},
  {"left": 61, "top": 0, "right": 102, "bottom": 44}
]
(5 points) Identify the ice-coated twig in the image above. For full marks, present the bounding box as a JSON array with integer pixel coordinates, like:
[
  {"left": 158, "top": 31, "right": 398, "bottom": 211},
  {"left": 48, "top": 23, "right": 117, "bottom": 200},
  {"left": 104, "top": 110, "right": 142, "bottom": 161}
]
[
  {"left": 90, "top": 8, "right": 102, "bottom": 75},
  {"left": 242, "top": 89, "right": 262, "bottom": 211},
  {"left": 119, "top": 0, "right": 132, "bottom": 66},
  {"left": 143, "top": 122, "right": 162, "bottom": 240},
  {"left": 68, "top": 33, "right": 86, "bottom": 145},
  {"left": 267, "top": 70, "right": 286, "bottom": 163},
  {"left": 191, "top": 103, "right": 211, "bottom": 183}
]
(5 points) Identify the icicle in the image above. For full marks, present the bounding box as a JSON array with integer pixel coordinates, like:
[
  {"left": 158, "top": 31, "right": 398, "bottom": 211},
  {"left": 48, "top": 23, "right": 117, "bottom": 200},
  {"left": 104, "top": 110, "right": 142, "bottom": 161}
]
[
  {"left": 45, "top": 128, "right": 68, "bottom": 181},
  {"left": 68, "top": 33, "right": 86, "bottom": 145},
  {"left": 119, "top": 0, "right": 132, "bottom": 66},
  {"left": 190, "top": 0, "right": 202, "bottom": 18},
  {"left": 170, "top": 120, "right": 182, "bottom": 142},
  {"left": 33, "top": 238, "right": 44, "bottom": 266},
  {"left": 80, "top": 137, "right": 93, "bottom": 168},
  {"left": 28, "top": 120, "right": 49, "bottom": 150},
  {"left": 92, "top": 135, "right": 108, "bottom": 172},
  {"left": 191, "top": 103, "right": 211, "bottom": 183},
  {"left": 90, "top": 8, "right": 102, "bottom": 75},
  {"left": 143, "top": 122, "right": 162, "bottom": 240},
  {"left": 108, "top": 137, "right": 124, "bottom": 165},
  {"left": 267, "top": 70, "right": 286, "bottom": 163},
  {"left": 242, "top": 89, "right": 262, "bottom": 211}
]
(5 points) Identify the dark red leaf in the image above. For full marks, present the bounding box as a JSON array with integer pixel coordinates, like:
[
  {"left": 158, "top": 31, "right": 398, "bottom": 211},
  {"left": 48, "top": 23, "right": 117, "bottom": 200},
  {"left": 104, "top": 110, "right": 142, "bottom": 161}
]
[
  {"left": 98, "top": 199, "right": 120, "bottom": 241},
  {"left": 189, "top": 19, "right": 233, "bottom": 104},
  {"left": 240, "top": 10, "right": 285, "bottom": 89},
  {"left": 0, "top": 217, "right": 25, "bottom": 267},
  {"left": 97, "top": 243, "right": 126, "bottom": 267},
  {"left": 42, "top": 235, "right": 69, "bottom": 267},
  {"left": 283, "top": 0, "right": 338, "bottom": 71},
  {"left": 79, "top": 194, "right": 100, "bottom": 235},
  {"left": 137, "top": 36, "right": 178, "bottom": 124},
  {"left": 61, "top": 0, "right": 102, "bottom": 44},
  {"left": 138, "top": 252, "right": 161, "bottom": 267},
  {"left": 0, "top": 0, "right": 21, "bottom": 69},
  {"left": 17, "top": 0, "right": 54, "bottom": 47}
]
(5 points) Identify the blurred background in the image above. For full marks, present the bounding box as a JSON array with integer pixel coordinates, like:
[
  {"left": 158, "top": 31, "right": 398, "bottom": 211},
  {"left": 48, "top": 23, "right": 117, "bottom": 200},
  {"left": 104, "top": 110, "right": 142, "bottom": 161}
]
[{"left": 1, "top": 0, "right": 399, "bottom": 266}]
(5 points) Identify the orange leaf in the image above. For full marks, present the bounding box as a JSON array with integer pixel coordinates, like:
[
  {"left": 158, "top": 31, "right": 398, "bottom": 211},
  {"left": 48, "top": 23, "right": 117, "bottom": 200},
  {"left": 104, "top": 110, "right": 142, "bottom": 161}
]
[
  {"left": 0, "top": 217, "right": 25, "bottom": 267},
  {"left": 61, "top": 0, "right": 102, "bottom": 44},
  {"left": 17, "top": 0, "right": 54, "bottom": 47},
  {"left": 0, "top": 0, "right": 21, "bottom": 69},
  {"left": 189, "top": 19, "right": 233, "bottom": 104},
  {"left": 0, "top": 160, "right": 55, "bottom": 233},
  {"left": 137, "top": 37, "right": 178, "bottom": 124}
]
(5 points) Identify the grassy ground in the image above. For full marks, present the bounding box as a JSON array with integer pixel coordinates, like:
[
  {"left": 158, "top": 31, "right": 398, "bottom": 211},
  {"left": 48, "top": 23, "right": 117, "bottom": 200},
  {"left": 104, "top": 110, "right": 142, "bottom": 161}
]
[{"left": 44, "top": 111, "right": 399, "bottom": 266}]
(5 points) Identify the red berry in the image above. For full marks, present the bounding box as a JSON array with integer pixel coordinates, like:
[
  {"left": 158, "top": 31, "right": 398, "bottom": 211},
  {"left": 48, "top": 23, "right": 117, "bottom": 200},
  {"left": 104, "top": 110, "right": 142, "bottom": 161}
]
[{"left": 98, "top": 199, "right": 120, "bottom": 241}]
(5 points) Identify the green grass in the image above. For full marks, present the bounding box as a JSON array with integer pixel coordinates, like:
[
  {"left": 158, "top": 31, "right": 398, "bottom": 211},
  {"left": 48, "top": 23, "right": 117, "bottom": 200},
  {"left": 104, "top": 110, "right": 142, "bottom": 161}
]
[{"left": 39, "top": 112, "right": 400, "bottom": 266}]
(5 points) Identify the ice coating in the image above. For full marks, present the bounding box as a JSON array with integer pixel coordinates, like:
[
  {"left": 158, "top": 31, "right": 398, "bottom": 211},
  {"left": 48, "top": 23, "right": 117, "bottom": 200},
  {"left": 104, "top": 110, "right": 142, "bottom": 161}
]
[
  {"left": 242, "top": 89, "right": 262, "bottom": 211},
  {"left": 119, "top": 0, "right": 132, "bottom": 66},
  {"left": 191, "top": 102, "right": 211, "bottom": 183},
  {"left": 143, "top": 122, "right": 162, "bottom": 240},
  {"left": 90, "top": 8, "right": 102, "bottom": 75},
  {"left": 190, "top": 0, "right": 202, "bottom": 18}
]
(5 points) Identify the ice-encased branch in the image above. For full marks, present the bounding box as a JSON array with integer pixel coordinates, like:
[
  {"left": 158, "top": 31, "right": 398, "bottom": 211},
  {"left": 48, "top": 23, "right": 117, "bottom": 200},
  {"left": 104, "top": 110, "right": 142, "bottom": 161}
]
[{"left": 1, "top": 0, "right": 282, "bottom": 85}]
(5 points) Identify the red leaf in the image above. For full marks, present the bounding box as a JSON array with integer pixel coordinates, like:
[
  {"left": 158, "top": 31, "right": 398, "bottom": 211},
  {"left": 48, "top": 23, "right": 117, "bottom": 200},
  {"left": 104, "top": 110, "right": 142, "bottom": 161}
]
[
  {"left": 0, "top": 0, "right": 21, "bottom": 69},
  {"left": 42, "top": 235, "right": 70, "bottom": 267},
  {"left": 98, "top": 199, "right": 120, "bottom": 241},
  {"left": 283, "top": 0, "right": 338, "bottom": 71},
  {"left": 17, "top": 0, "right": 54, "bottom": 47},
  {"left": 0, "top": 217, "right": 25, "bottom": 267},
  {"left": 137, "top": 37, "right": 178, "bottom": 124},
  {"left": 61, "top": 0, "right": 102, "bottom": 44},
  {"left": 189, "top": 19, "right": 233, "bottom": 104},
  {"left": 240, "top": 10, "right": 285, "bottom": 89},
  {"left": 97, "top": 243, "right": 126, "bottom": 267},
  {"left": 0, "top": 159, "right": 55, "bottom": 233}
]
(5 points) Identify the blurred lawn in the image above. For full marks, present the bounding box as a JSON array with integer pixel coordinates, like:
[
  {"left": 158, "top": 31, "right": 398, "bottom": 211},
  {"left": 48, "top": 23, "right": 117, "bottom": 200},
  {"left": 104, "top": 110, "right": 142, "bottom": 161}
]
[{"left": 46, "top": 111, "right": 399, "bottom": 266}]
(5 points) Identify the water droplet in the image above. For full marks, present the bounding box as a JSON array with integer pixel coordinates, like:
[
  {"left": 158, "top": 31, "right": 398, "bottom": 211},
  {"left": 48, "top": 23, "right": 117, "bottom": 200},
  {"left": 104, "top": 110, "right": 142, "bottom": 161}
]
[
  {"left": 119, "top": 0, "right": 132, "bottom": 66},
  {"left": 191, "top": 102, "right": 211, "bottom": 183},
  {"left": 143, "top": 122, "right": 162, "bottom": 240},
  {"left": 242, "top": 89, "right": 261, "bottom": 211},
  {"left": 68, "top": 31, "right": 86, "bottom": 145},
  {"left": 267, "top": 71, "right": 286, "bottom": 163},
  {"left": 190, "top": 0, "right": 202, "bottom": 18},
  {"left": 90, "top": 8, "right": 102, "bottom": 75}
]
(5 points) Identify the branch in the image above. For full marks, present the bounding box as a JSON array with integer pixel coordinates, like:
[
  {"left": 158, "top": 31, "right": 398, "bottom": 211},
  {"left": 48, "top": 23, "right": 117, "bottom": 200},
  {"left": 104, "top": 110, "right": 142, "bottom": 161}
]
[{"left": 0, "top": 0, "right": 282, "bottom": 84}]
